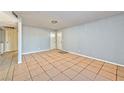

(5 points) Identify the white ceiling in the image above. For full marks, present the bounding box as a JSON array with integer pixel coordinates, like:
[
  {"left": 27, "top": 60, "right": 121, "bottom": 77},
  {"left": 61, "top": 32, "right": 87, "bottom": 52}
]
[
  {"left": 0, "top": 12, "right": 17, "bottom": 27},
  {"left": 16, "top": 11, "right": 124, "bottom": 30}
]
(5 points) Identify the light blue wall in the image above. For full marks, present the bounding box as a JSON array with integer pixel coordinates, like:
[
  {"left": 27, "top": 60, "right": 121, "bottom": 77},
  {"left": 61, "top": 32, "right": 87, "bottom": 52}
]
[
  {"left": 22, "top": 26, "right": 52, "bottom": 54},
  {"left": 59, "top": 14, "right": 124, "bottom": 65}
]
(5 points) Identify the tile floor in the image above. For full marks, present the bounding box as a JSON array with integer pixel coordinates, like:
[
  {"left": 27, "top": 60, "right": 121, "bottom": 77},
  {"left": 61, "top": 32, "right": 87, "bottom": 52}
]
[
  {"left": 1, "top": 49, "right": 124, "bottom": 81},
  {"left": 0, "top": 51, "right": 18, "bottom": 80}
]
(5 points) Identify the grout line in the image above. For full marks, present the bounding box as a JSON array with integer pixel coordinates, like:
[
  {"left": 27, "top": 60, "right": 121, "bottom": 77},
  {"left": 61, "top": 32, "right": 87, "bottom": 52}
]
[
  {"left": 12, "top": 51, "right": 16, "bottom": 81},
  {"left": 93, "top": 62, "right": 105, "bottom": 80},
  {"left": 12, "top": 51, "right": 17, "bottom": 81},
  {"left": 23, "top": 55, "right": 33, "bottom": 81},
  {"left": 71, "top": 60, "right": 94, "bottom": 80},
  {"left": 116, "top": 66, "right": 118, "bottom": 81},
  {"left": 95, "top": 64, "right": 118, "bottom": 75},
  {"left": 31, "top": 54, "right": 53, "bottom": 80},
  {"left": 5, "top": 53, "right": 14, "bottom": 81},
  {"left": 21, "top": 50, "right": 124, "bottom": 81},
  {"left": 40, "top": 56, "right": 65, "bottom": 80},
  {"left": 41, "top": 52, "right": 96, "bottom": 80},
  {"left": 77, "top": 60, "right": 117, "bottom": 81},
  {"left": 38, "top": 53, "right": 73, "bottom": 80},
  {"left": 12, "top": 65, "right": 15, "bottom": 81},
  {"left": 93, "top": 63, "right": 117, "bottom": 81}
]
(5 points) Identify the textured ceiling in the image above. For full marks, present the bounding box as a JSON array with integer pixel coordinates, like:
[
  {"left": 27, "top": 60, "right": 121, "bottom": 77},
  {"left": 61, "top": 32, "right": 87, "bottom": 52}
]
[{"left": 16, "top": 11, "right": 124, "bottom": 30}]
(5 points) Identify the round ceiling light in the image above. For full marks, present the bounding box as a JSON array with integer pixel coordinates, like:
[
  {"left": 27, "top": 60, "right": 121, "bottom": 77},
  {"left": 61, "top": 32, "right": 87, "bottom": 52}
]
[{"left": 51, "top": 20, "right": 58, "bottom": 24}]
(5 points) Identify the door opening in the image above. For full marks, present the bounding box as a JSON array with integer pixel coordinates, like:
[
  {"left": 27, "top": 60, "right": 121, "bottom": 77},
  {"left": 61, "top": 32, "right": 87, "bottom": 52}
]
[
  {"left": 50, "top": 32, "right": 56, "bottom": 49},
  {"left": 5, "top": 27, "right": 18, "bottom": 52},
  {"left": 57, "top": 31, "right": 62, "bottom": 50}
]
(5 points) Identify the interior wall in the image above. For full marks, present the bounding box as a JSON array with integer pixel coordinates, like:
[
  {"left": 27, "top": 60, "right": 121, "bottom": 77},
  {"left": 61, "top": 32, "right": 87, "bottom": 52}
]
[
  {"left": 0, "top": 29, "right": 5, "bottom": 52},
  {"left": 4, "top": 28, "right": 18, "bottom": 52},
  {"left": 0, "top": 29, "right": 5, "bottom": 43},
  {"left": 0, "top": 30, "right": 2, "bottom": 42},
  {"left": 22, "top": 26, "right": 53, "bottom": 54},
  {"left": 59, "top": 14, "right": 124, "bottom": 65}
]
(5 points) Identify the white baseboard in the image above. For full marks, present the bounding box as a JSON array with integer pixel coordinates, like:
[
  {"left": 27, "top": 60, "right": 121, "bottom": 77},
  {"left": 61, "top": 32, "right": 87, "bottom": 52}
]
[
  {"left": 22, "top": 48, "right": 124, "bottom": 67},
  {"left": 62, "top": 49, "right": 124, "bottom": 67},
  {"left": 22, "top": 49, "right": 51, "bottom": 55}
]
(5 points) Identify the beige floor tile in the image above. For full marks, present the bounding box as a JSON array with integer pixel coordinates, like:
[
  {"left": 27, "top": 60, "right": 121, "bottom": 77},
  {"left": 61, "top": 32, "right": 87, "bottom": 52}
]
[
  {"left": 56, "top": 65, "right": 69, "bottom": 72},
  {"left": 5, "top": 65, "right": 15, "bottom": 81},
  {"left": 72, "top": 74, "right": 91, "bottom": 81},
  {"left": 77, "top": 62, "right": 88, "bottom": 68},
  {"left": 1, "top": 49, "right": 122, "bottom": 81},
  {"left": 46, "top": 68, "right": 60, "bottom": 78},
  {"left": 14, "top": 70, "right": 29, "bottom": 77},
  {"left": 101, "top": 66, "right": 117, "bottom": 74},
  {"left": 118, "top": 66, "right": 124, "bottom": 72},
  {"left": 30, "top": 68, "right": 44, "bottom": 77},
  {"left": 70, "top": 65, "right": 84, "bottom": 72},
  {"left": 14, "top": 67, "right": 29, "bottom": 75},
  {"left": 32, "top": 73, "right": 50, "bottom": 81},
  {"left": 0, "top": 70, "right": 8, "bottom": 80},
  {"left": 63, "top": 69, "right": 79, "bottom": 79},
  {"left": 69, "top": 60, "right": 80, "bottom": 64},
  {"left": 103, "top": 63, "right": 117, "bottom": 69},
  {"left": 42, "top": 64, "right": 54, "bottom": 71},
  {"left": 57, "top": 60, "right": 67, "bottom": 64},
  {"left": 27, "top": 61, "right": 37, "bottom": 66},
  {"left": 62, "top": 62, "right": 74, "bottom": 68},
  {"left": 75, "top": 57, "right": 85, "bottom": 62},
  {"left": 92, "top": 60, "right": 104, "bottom": 65},
  {"left": 99, "top": 70, "right": 116, "bottom": 80},
  {"left": 64, "top": 58, "right": 73, "bottom": 61},
  {"left": 13, "top": 73, "right": 31, "bottom": 81},
  {"left": 95, "top": 75, "right": 111, "bottom": 81},
  {"left": 117, "top": 76, "right": 124, "bottom": 81},
  {"left": 47, "top": 59, "right": 55, "bottom": 63},
  {"left": 80, "top": 69, "right": 96, "bottom": 80},
  {"left": 90, "top": 61, "right": 103, "bottom": 68},
  {"left": 38, "top": 61, "right": 49, "bottom": 66},
  {"left": 28, "top": 64, "right": 41, "bottom": 70},
  {"left": 81, "top": 58, "right": 93, "bottom": 64},
  {"left": 51, "top": 61, "right": 62, "bottom": 67},
  {"left": 117, "top": 70, "right": 124, "bottom": 77},
  {"left": 52, "top": 73, "right": 70, "bottom": 81},
  {"left": 14, "top": 64, "right": 27, "bottom": 70},
  {"left": 86, "top": 65, "right": 101, "bottom": 73}
]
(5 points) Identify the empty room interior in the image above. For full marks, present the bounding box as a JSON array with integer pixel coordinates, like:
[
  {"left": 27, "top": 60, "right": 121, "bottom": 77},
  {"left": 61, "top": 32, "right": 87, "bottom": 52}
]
[
  {"left": 0, "top": 12, "right": 18, "bottom": 80},
  {"left": 0, "top": 11, "right": 124, "bottom": 81}
]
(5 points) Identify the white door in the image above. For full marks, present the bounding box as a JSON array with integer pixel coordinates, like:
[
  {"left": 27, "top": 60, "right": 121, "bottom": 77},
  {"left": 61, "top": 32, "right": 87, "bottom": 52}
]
[
  {"left": 5, "top": 28, "right": 18, "bottom": 52},
  {"left": 57, "top": 31, "right": 62, "bottom": 50},
  {"left": 50, "top": 32, "right": 56, "bottom": 49}
]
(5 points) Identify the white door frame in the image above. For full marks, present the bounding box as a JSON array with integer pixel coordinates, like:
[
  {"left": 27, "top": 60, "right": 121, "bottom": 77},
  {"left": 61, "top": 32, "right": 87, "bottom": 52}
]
[
  {"left": 57, "top": 31, "right": 63, "bottom": 50},
  {"left": 50, "top": 31, "right": 56, "bottom": 49}
]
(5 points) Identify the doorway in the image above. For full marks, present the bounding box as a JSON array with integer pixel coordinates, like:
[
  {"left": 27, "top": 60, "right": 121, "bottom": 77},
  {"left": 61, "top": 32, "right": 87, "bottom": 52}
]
[
  {"left": 57, "top": 31, "right": 62, "bottom": 50},
  {"left": 0, "top": 12, "right": 18, "bottom": 80},
  {"left": 5, "top": 27, "right": 18, "bottom": 52},
  {"left": 50, "top": 31, "right": 56, "bottom": 49}
]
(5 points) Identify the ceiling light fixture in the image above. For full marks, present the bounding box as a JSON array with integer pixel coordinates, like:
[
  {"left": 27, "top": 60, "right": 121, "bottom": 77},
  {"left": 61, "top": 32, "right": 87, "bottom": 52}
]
[{"left": 51, "top": 20, "right": 58, "bottom": 24}]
